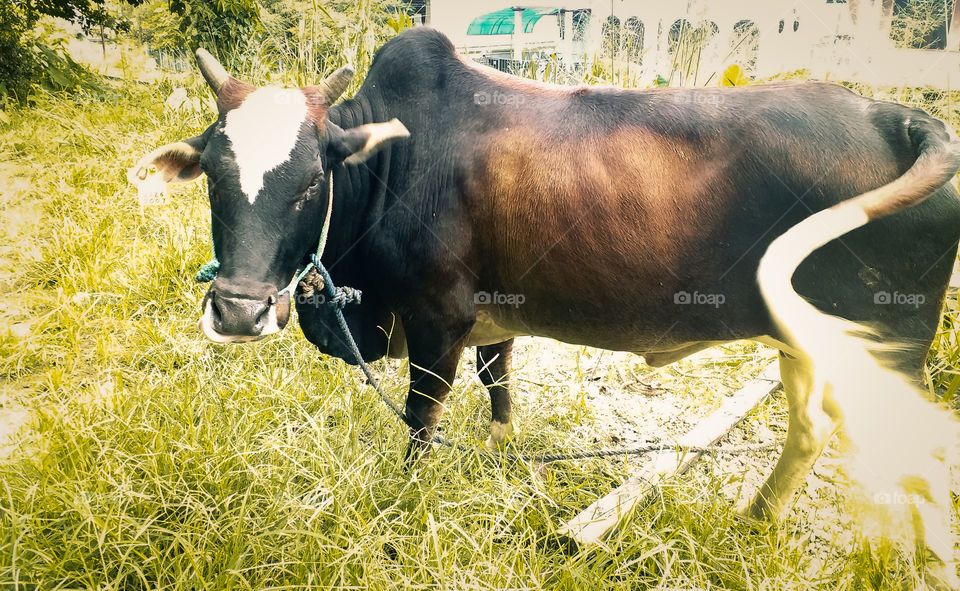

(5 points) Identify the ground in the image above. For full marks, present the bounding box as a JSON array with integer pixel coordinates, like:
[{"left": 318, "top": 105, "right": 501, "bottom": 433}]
[{"left": 0, "top": 59, "right": 958, "bottom": 589}]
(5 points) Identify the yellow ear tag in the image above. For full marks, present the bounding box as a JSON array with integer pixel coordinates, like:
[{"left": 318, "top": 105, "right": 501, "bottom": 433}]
[{"left": 128, "top": 164, "right": 168, "bottom": 207}]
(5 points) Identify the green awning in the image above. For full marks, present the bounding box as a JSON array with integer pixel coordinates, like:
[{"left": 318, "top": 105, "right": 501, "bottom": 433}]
[{"left": 467, "top": 8, "right": 559, "bottom": 35}]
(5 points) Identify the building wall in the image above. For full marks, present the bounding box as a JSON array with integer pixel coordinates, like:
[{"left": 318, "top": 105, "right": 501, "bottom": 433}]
[
  {"left": 426, "top": 0, "right": 958, "bottom": 87},
  {"left": 429, "top": 1, "right": 585, "bottom": 54}
]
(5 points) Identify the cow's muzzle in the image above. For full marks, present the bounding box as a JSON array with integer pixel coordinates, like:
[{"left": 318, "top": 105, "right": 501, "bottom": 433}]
[{"left": 198, "top": 281, "right": 291, "bottom": 342}]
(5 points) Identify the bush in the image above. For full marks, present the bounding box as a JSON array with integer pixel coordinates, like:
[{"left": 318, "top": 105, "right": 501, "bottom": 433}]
[
  {"left": 125, "top": 0, "right": 186, "bottom": 53},
  {"left": 168, "top": 0, "right": 263, "bottom": 60},
  {"left": 0, "top": 0, "right": 126, "bottom": 104},
  {"left": 890, "top": 0, "right": 954, "bottom": 49},
  {"left": 0, "top": 2, "right": 40, "bottom": 101}
]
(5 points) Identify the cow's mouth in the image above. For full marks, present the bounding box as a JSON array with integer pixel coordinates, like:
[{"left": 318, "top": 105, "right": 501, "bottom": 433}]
[{"left": 198, "top": 289, "right": 292, "bottom": 343}]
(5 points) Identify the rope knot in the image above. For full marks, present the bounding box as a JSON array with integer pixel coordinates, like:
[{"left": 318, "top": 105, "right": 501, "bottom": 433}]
[
  {"left": 195, "top": 259, "right": 220, "bottom": 283},
  {"left": 330, "top": 286, "right": 362, "bottom": 308}
]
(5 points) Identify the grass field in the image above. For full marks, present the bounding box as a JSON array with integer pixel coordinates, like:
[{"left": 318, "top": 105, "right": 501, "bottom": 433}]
[{"left": 0, "top": 70, "right": 958, "bottom": 589}]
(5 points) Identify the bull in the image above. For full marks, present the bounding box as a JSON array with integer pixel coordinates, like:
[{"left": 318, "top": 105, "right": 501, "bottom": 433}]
[{"left": 129, "top": 27, "right": 960, "bottom": 573}]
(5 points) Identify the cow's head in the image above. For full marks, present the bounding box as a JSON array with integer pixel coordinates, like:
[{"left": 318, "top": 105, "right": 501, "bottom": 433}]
[{"left": 129, "top": 50, "right": 408, "bottom": 342}]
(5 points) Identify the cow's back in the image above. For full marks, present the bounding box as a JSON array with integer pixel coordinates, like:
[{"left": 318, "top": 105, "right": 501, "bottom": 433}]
[
  {"left": 355, "top": 28, "right": 960, "bottom": 359},
  {"left": 455, "top": 81, "right": 959, "bottom": 353}
]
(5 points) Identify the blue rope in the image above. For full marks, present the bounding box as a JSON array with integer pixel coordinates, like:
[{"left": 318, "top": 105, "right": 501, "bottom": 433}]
[
  {"left": 193, "top": 252, "right": 776, "bottom": 460},
  {"left": 301, "top": 262, "right": 776, "bottom": 461},
  {"left": 194, "top": 258, "right": 220, "bottom": 283},
  {"left": 309, "top": 259, "right": 477, "bottom": 452},
  {"left": 194, "top": 222, "right": 220, "bottom": 283},
  {"left": 188, "top": 183, "right": 776, "bottom": 462}
]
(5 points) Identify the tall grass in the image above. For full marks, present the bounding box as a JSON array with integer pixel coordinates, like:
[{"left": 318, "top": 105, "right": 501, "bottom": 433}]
[{"left": 223, "top": 0, "right": 411, "bottom": 89}]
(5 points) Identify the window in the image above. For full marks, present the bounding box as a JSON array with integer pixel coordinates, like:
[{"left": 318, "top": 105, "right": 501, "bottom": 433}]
[
  {"left": 624, "top": 17, "right": 644, "bottom": 61},
  {"left": 602, "top": 15, "right": 622, "bottom": 58},
  {"left": 572, "top": 10, "right": 589, "bottom": 43},
  {"left": 730, "top": 20, "right": 759, "bottom": 73},
  {"left": 669, "top": 19, "right": 692, "bottom": 54}
]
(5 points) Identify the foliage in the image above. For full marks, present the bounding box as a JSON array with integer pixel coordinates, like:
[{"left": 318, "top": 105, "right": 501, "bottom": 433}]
[
  {"left": 114, "top": 0, "right": 415, "bottom": 89},
  {"left": 667, "top": 20, "right": 723, "bottom": 86},
  {"left": 24, "top": 0, "right": 140, "bottom": 31},
  {"left": 168, "top": 0, "right": 263, "bottom": 59},
  {"left": 0, "top": 0, "right": 144, "bottom": 103},
  {"left": 0, "top": 1, "right": 39, "bottom": 101},
  {"left": 122, "top": 0, "right": 186, "bottom": 53},
  {"left": 889, "top": 0, "right": 955, "bottom": 49},
  {"left": 249, "top": 0, "right": 414, "bottom": 86},
  {"left": 0, "top": 5, "right": 98, "bottom": 103}
]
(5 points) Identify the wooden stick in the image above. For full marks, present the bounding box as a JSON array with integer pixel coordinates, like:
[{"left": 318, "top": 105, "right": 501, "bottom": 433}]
[{"left": 559, "top": 360, "right": 781, "bottom": 545}]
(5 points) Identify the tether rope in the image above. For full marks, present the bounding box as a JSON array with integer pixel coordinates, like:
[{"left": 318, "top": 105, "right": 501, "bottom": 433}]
[{"left": 195, "top": 171, "right": 779, "bottom": 463}]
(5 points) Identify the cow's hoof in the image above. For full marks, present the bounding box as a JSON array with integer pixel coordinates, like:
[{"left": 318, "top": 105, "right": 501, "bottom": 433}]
[
  {"left": 484, "top": 420, "right": 514, "bottom": 453},
  {"left": 730, "top": 505, "right": 775, "bottom": 536},
  {"left": 404, "top": 434, "right": 436, "bottom": 463},
  {"left": 741, "top": 491, "right": 783, "bottom": 523}
]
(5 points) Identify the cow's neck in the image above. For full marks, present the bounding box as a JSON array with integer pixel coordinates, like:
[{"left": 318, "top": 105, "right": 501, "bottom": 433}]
[{"left": 321, "top": 95, "right": 395, "bottom": 278}]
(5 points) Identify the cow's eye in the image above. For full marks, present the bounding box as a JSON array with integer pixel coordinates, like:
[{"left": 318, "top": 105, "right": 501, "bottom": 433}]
[{"left": 295, "top": 174, "right": 323, "bottom": 210}]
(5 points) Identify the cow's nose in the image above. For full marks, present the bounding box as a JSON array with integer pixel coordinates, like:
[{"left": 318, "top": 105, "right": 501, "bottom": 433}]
[{"left": 209, "top": 292, "right": 273, "bottom": 336}]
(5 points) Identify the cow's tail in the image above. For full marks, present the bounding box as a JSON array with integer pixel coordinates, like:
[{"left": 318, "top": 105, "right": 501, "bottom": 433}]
[{"left": 757, "top": 116, "right": 960, "bottom": 559}]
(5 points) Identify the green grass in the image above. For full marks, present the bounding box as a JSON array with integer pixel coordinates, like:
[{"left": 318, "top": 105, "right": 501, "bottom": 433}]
[{"left": 0, "top": 77, "right": 955, "bottom": 589}]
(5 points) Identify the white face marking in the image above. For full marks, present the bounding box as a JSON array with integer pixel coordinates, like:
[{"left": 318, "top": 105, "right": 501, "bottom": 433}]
[{"left": 224, "top": 87, "right": 309, "bottom": 204}]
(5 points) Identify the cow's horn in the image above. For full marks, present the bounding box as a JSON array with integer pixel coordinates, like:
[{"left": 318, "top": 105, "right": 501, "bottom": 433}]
[
  {"left": 318, "top": 65, "right": 354, "bottom": 103},
  {"left": 196, "top": 48, "right": 230, "bottom": 96}
]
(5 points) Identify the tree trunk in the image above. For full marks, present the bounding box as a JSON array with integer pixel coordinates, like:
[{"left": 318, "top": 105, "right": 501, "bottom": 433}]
[
  {"left": 848, "top": 0, "right": 860, "bottom": 25},
  {"left": 950, "top": 0, "right": 960, "bottom": 51},
  {"left": 880, "top": 0, "right": 894, "bottom": 35}
]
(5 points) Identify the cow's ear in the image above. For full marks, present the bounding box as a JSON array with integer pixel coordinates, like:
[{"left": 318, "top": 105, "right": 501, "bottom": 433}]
[
  {"left": 328, "top": 119, "right": 410, "bottom": 166},
  {"left": 127, "top": 133, "right": 207, "bottom": 205}
]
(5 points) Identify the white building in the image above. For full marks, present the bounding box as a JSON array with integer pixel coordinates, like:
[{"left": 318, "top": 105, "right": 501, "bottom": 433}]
[{"left": 424, "top": 0, "right": 960, "bottom": 88}]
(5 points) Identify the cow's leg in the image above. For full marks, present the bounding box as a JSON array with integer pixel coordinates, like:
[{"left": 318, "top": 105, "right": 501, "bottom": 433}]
[
  {"left": 747, "top": 351, "right": 842, "bottom": 519},
  {"left": 404, "top": 342, "right": 465, "bottom": 457},
  {"left": 477, "top": 339, "right": 514, "bottom": 451},
  {"left": 402, "top": 303, "right": 473, "bottom": 458}
]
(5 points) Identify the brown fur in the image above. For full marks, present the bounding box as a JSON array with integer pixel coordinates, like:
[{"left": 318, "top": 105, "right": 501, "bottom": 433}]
[
  {"left": 301, "top": 87, "right": 331, "bottom": 130},
  {"left": 463, "top": 122, "right": 746, "bottom": 349},
  {"left": 216, "top": 77, "right": 256, "bottom": 112}
]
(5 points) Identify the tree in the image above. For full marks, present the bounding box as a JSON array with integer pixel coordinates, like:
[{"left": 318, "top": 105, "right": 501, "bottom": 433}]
[
  {"left": 122, "top": 0, "right": 184, "bottom": 53},
  {"left": 888, "top": 0, "right": 956, "bottom": 49},
  {"left": 167, "top": 0, "right": 263, "bottom": 59},
  {"left": 0, "top": 1, "right": 37, "bottom": 100},
  {"left": 28, "top": 0, "right": 140, "bottom": 29},
  {"left": 0, "top": 0, "right": 141, "bottom": 102}
]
